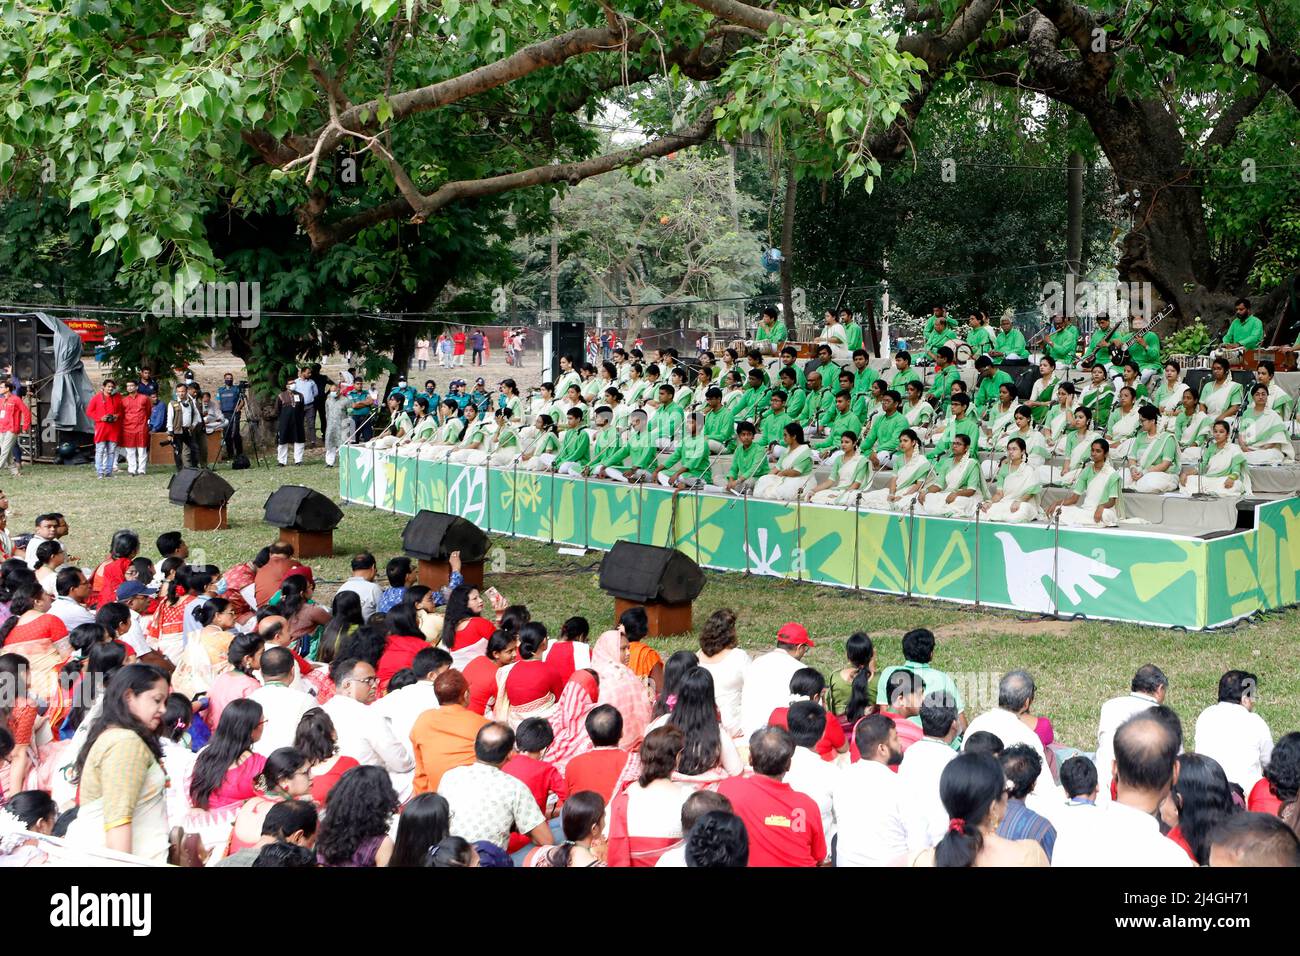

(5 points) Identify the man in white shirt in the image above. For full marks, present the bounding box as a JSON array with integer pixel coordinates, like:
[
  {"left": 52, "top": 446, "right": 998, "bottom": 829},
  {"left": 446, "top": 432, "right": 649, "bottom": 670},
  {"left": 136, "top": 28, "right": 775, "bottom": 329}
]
[
  {"left": 23, "top": 513, "right": 60, "bottom": 570},
  {"left": 371, "top": 646, "right": 451, "bottom": 761},
  {"left": 49, "top": 567, "right": 96, "bottom": 630},
  {"left": 249, "top": 646, "right": 316, "bottom": 756},
  {"left": 898, "top": 692, "right": 960, "bottom": 852},
  {"left": 1208, "top": 813, "right": 1300, "bottom": 867},
  {"left": 440, "top": 722, "right": 553, "bottom": 852},
  {"left": 1053, "top": 710, "right": 1193, "bottom": 867},
  {"left": 962, "top": 670, "right": 1053, "bottom": 791},
  {"left": 782, "top": 701, "right": 839, "bottom": 854},
  {"left": 333, "top": 551, "right": 384, "bottom": 620},
  {"left": 739, "top": 622, "right": 814, "bottom": 735},
  {"left": 833, "top": 714, "right": 909, "bottom": 866},
  {"left": 1037, "top": 754, "right": 1102, "bottom": 837},
  {"left": 115, "top": 581, "right": 156, "bottom": 656},
  {"left": 1095, "top": 664, "right": 1167, "bottom": 802},
  {"left": 1193, "top": 670, "right": 1273, "bottom": 793},
  {"left": 322, "top": 658, "right": 414, "bottom": 799}
]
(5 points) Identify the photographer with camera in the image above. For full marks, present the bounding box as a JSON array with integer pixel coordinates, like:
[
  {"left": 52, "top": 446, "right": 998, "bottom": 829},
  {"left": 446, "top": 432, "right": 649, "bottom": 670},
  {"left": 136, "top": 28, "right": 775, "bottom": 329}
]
[
  {"left": 86, "top": 379, "right": 125, "bottom": 479},
  {"left": 165, "top": 382, "right": 203, "bottom": 472},
  {"left": 217, "top": 372, "right": 246, "bottom": 459}
]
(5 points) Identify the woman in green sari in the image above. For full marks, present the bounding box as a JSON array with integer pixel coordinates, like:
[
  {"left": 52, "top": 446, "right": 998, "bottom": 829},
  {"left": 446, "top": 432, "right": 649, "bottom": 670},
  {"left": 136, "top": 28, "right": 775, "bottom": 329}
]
[
  {"left": 1023, "top": 356, "right": 1061, "bottom": 426},
  {"left": 1174, "top": 387, "right": 1212, "bottom": 465},
  {"left": 1179, "top": 420, "right": 1251, "bottom": 497},
  {"left": 809, "top": 432, "right": 872, "bottom": 507},
  {"left": 1042, "top": 406, "right": 1101, "bottom": 488},
  {"left": 982, "top": 437, "right": 1043, "bottom": 523},
  {"left": 919, "top": 433, "right": 986, "bottom": 518},
  {"left": 861, "top": 429, "right": 932, "bottom": 512},
  {"left": 1124, "top": 404, "right": 1179, "bottom": 492},
  {"left": 1198, "top": 358, "right": 1243, "bottom": 421},
  {"left": 1238, "top": 383, "right": 1293, "bottom": 465},
  {"left": 1106, "top": 386, "right": 1143, "bottom": 459},
  {"left": 752, "top": 422, "right": 815, "bottom": 501}
]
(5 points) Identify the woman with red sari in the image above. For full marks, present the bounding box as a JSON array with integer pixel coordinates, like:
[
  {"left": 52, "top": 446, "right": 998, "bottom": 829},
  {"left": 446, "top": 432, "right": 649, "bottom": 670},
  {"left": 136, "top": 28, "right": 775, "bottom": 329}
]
[
  {"left": 88, "top": 530, "right": 139, "bottom": 608},
  {"left": 440, "top": 585, "right": 497, "bottom": 657},
  {"left": 496, "top": 622, "right": 564, "bottom": 728},
  {"left": 546, "top": 669, "right": 599, "bottom": 774},
  {"left": 0, "top": 582, "right": 67, "bottom": 647},
  {"left": 591, "top": 630, "right": 653, "bottom": 752},
  {"left": 375, "top": 599, "right": 432, "bottom": 695},
  {"left": 294, "top": 707, "right": 359, "bottom": 805},
  {"left": 184, "top": 698, "right": 267, "bottom": 864},
  {"left": 148, "top": 570, "right": 194, "bottom": 664},
  {"left": 605, "top": 725, "right": 690, "bottom": 867}
]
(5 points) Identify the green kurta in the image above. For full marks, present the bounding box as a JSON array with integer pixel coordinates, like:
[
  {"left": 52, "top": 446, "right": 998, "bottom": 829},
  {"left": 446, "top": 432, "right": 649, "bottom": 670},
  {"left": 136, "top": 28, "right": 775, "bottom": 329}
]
[
  {"left": 1127, "top": 331, "right": 1161, "bottom": 371},
  {"left": 623, "top": 431, "right": 661, "bottom": 471},
  {"left": 1045, "top": 324, "right": 1079, "bottom": 366},
  {"left": 965, "top": 325, "right": 995, "bottom": 356},
  {"left": 649, "top": 404, "right": 684, "bottom": 443},
  {"left": 660, "top": 434, "right": 714, "bottom": 481},
  {"left": 799, "top": 387, "right": 835, "bottom": 426},
  {"left": 861, "top": 410, "right": 907, "bottom": 455},
  {"left": 928, "top": 415, "right": 979, "bottom": 461},
  {"left": 815, "top": 409, "right": 863, "bottom": 450},
  {"left": 758, "top": 409, "right": 794, "bottom": 448},
  {"left": 702, "top": 404, "right": 738, "bottom": 451},
  {"left": 973, "top": 370, "right": 1014, "bottom": 413},
  {"left": 755, "top": 320, "right": 788, "bottom": 348},
  {"left": 1223, "top": 316, "right": 1264, "bottom": 350},
  {"left": 777, "top": 361, "right": 806, "bottom": 389},
  {"left": 928, "top": 364, "right": 962, "bottom": 410},
  {"left": 852, "top": 364, "right": 879, "bottom": 397},
  {"left": 993, "top": 328, "right": 1027, "bottom": 363},
  {"left": 889, "top": 366, "right": 921, "bottom": 391},
  {"left": 555, "top": 427, "right": 591, "bottom": 466},
  {"left": 727, "top": 441, "right": 769, "bottom": 482}
]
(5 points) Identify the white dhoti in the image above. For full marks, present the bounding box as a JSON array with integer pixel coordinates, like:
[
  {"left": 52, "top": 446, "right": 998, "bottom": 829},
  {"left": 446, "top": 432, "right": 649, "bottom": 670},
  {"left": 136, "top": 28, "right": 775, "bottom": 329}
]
[
  {"left": 870, "top": 450, "right": 895, "bottom": 470},
  {"left": 707, "top": 440, "right": 727, "bottom": 454},
  {"left": 752, "top": 474, "right": 814, "bottom": 501},
  {"left": 417, "top": 444, "right": 453, "bottom": 461},
  {"left": 1178, "top": 447, "right": 1203, "bottom": 465},
  {"left": 1057, "top": 505, "right": 1118, "bottom": 528},
  {"left": 604, "top": 466, "right": 653, "bottom": 484},
  {"left": 984, "top": 499, "right": 1041, "bottom": 523}
]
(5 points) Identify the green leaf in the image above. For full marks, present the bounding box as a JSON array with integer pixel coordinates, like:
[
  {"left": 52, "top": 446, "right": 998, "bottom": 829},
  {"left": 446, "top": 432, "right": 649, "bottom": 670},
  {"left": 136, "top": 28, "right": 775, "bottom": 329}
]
[
  {"left": 138, "top": 235, "right": 162, "bottom": 259},
  {"left": 0, "top": 143, "right": 13, "bottom": 169},
  {"left": 288, "top": 16, "right": 304, "bottom": 44}
]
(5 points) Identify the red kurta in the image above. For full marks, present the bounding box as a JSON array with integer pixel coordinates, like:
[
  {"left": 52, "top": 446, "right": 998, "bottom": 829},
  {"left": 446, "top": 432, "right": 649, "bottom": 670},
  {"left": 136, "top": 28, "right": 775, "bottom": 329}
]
[
  {"left": 86, "top": 391, "right": 125, "bottom": 444},
  {"left": 119, "top": 392, "right": 153, "bottom": 448}
]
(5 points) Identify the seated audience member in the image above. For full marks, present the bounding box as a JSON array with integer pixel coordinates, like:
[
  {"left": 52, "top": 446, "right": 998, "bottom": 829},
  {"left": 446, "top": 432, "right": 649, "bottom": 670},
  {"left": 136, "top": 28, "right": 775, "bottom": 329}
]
[
  {"left": 1164, "top": 753, "right": 1238, "bottom": 865},
  {"left": 739, "top": 622, "right": 815, "bottom": 736},
  {"left": 1193, "top": 669, "right": 1273, "bottom": 794},
  {"left": 604, "top": 726, "right": 691, "bottom": 867},
  {"left": 1050, "top": 755, "right": 1102, "bottom": 837},
  {"left": 898, "top": 692, "right": 961, "bottom": 852},
  {"left": 372, "top": 646, "right": 452, "bottom": 761},
  {"left": 249, "top": 646, "right": 316, "bottom": 756},
  {"left": 833, "top": 714, "right": 908, "bottom": 866},
  {"left": 525, "top": 790, "right": 607, "bottom": 868},
  {"left": 875, "top": 628, "right": 967, "bottom": 730},
  {"left": 439, "top": 722, "right": 554, "bottom": 853},
  {"left": 1207, "top": 813, "right": 1300, "bottom": 867},
  {"left": 410, "top": 669, "right": 490, "bottom": 794},
  {"left": 781, "top": 700, "right": 839, "bottom": 849},
  {"left": 1095, "top": 664, "right": 1168, "bottom": 802},
  {"left": 502, "top": 717, "right": 567, "bottom": 854},
  {"left": 684, "top": 810, "right": 749, "bottom": 868},
  {"left": 1053, "top": 712, "right": 1195, "bottom": 867},
  {"left": 655, "top": 791, "right": 734, "bottom": 868},
  {"left": 996, "top": 745, "right": 1057, "bottom": 861},
  {"left": 322, "top": 658, "right": 414, "bottom": 796},
  {"left": 215, "top": 800, "right": 318, "bottom": 868},
  {"left": 962, "top": 671, "right": 1051, "bottom": 789},
  {"left": 717, "top": 726, "right": 826, "bottom": 868},
  {"left": 563, "top": 705, "right": 631, "bottom": 802},
  {"left": 910, "top": 752, "right": 1049, "bottom": 867},
  {"left": 1250, "top": 731, "right": 1300, "bottom": 820}
]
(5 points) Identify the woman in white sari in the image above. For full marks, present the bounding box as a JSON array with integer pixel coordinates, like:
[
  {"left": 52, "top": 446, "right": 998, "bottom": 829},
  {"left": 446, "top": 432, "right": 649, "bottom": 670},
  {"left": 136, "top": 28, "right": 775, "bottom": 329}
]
[
  {"left": 416, "top": 399, "right": 466, "bottom": 460},
  {"left": 1151, "top": 361, "right": 1189, "bottom": 432},
  {"left": 1198, "top": 358, "right": 1243, "bottom": 422},
  {"left": 902, "top": 380, "right": 935, "bottom": 442},
  {"left": 1105, "top": 386, "right": 1143, "bottom": 459},
  {"left": 1042, "top": 406, "right": 1101, "bottom": 487},
  {"left": 982, "top": 437, "right": 1043, "bottom": 523},
  {"left": 861, "top": 429, "right": 932, "bottom": 512},
  {"left": 1179, "top": 420, "right": 1251, "bottom": 497},
  {"left": 808, "top": 432, "right": 872, "bottom": 506},
  {"left": 1024, "top": 356, "right": 1061, "bottom": 427},
  {"left": 979, "top": 383, "right": 1018, "bottom": 454},
  {"left": 1124, "top": 405, "right": 1180, "bottom": 492},
  {"left": 520, "top": 383, "right": 559, "bottom": 447},
  {"left": 1174, "top": 387, "right": 1212, "bottom": 465},
  {"left": 1238, "top": 384, "right": 1293, "bottom": 465},
  {"left": 720, "top": 371, "right": 746, "bottom": 409},
  {"left": 919, "top": 433, "right": 986, "bottom": 518},
  {"left": 1041, "top": 382, "right": 1078, "bottom": 448},
  {"left": 518, "top": 415, "right": 561, "bottom": 472},
  {"left": 393, "top": 397, "right": 438, "bottom": 456},
  {"left": 1046, "top": 438, "right": 1123, "bottom": 528},
  {"left": 486, "top": 408, "right": 522, "bottom": 466},
  {"left": 982, "top": 406, "right": 1049, "bottom": 481},
  {"left": 1255, "top": 362, "right": 1296, "bottom": 432},
  {"left": 753, "top": 423, "right": 815, "bottom": 501},
  {"left": 448, "top": 404, "right": 490, "bottom": 462}
]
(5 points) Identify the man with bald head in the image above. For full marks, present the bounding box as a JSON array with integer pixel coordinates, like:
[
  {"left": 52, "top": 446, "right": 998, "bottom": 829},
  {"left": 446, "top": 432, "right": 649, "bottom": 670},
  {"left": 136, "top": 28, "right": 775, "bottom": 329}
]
[
  {"left": 1053, "top": 711, "right": 1193, "bottom": 866},
  {"left": 438, "top": 721, "right": 554, "bottom": 853}
]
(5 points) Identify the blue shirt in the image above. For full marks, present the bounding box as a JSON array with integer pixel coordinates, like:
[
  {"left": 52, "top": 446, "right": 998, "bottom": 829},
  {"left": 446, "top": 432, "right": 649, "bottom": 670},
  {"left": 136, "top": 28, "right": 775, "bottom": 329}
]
[
  {"left": 136, "top": 379, "right": 158, "bottom": 397},
  {"left": 997, "top": 799, "right": 1056, "bottom": 861},
  {"left": 148, "top": 400, "right": 167, "bottom": 432},
  {"left": 216, "top": 384, "right": 241, "bottom": 414}
]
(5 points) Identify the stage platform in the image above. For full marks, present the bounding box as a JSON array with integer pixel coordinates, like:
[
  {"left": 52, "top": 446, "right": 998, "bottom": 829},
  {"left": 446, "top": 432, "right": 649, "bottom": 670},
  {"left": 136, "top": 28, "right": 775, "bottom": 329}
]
[{"left": 340, "top": 446, "right": 1300, "bottom": 631}]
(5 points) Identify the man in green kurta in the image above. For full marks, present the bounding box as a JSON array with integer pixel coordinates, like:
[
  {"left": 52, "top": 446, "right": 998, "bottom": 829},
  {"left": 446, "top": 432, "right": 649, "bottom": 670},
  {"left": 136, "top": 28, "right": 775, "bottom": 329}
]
[
  {"left": 649, "top": 384, "right": 684, "bottom": 450},
  {"left": 799, "top": 369, "right": 834, "bottom": 428},
  {"left": 813, "top": 391, "right": 864, "bottom": 458},
  {"left": 725, "top": 420, "right": 768, "bottom": 494},
  {"left": 654, "top": 413, "right": 716, "bottom": 489},
  {"left": 1081, "top": 313, "right": 1119, "bottom": 371},
  {"left": 553, "top": 407, "right": 591, "bottom": 475},
  {"left": 927, "top": 392, "right": 979, "bottom": 462},
  {"left": 757, "top": 390, "right": 794, "bottom": 453},
  {"left": 850, "top": 349, "right": 879, "bottom": 399},
  {"left": 861, "top": 389, "right": 908, "bottom": 470},
  {"left": 840, "top": 308, "right": 864, "bottom": 352},
  {"left": 733, "top": 368, "right": 770, "bottom": 422},
  {"left": 889, "top": 351, "right": 921, "bottom": 391},
  {"left": 972, "top": 356, "right": 1014, "bottom": 415},
  {"left": 926, "top": 346, "right": 962, "bottom": 413},
  {"left": 752, "top": 305, "right": 788, "bottom": 355},
  {"left": 990, "top": 316, "right": 1027, "bottom": 364},
  {"left": 777, "top": 346, "right": 807, "bottom": 389},
  {"left": 776, "top": 368, "right": 807, "bottom": 422},
  {"left": 1221, "top": 298, "right": 1264, "bottom": 361},
  {"left": 701, "top": 388, "right": 737, "bottom": 453},
  {"left": 1044, "top": 314, "right": 1079, "bottom": 368}
]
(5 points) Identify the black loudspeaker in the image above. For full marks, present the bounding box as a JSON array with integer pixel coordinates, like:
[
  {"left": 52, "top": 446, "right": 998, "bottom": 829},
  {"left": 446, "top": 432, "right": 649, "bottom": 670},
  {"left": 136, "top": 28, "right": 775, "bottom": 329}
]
[
  {"left": 402, "top": 510, "right": 490, "bottom": 562},
  {"left": 1231, "top": 369, "right": 1255, "bottom": 389},
  {"left": 551, "top": 321, "right": 585, "bottom": 381},
  {"left": 168, "top": 468, "right": 236, "bottom": 508},
  {"left": 598, "top": 541, "right": 706, "bottom": 604},
  {"left": 263, "top": 485, "right": 344, "bottom": 531}
]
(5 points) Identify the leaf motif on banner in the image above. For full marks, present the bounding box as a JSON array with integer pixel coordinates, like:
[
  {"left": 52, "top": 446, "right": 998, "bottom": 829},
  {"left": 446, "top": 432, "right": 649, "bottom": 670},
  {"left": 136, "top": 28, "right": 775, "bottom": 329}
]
[
  {"left": 447, "top": 464, "right": 486, "bottom": 526},
  {"left": 1129, "top": 541, "right": 1199, "bottom": 603},
  {"left": 916, "top": 523, "right": 974, "bottom": 594},
  {"left": 745, "top": 527, "right": 783, "bottom": 577}
]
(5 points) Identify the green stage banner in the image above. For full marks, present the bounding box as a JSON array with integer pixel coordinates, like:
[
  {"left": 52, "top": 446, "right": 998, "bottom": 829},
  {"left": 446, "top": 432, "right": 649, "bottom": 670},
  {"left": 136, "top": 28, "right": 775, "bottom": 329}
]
[{"left": 339, "top": 446, "right": 1294, "bottom": 630}]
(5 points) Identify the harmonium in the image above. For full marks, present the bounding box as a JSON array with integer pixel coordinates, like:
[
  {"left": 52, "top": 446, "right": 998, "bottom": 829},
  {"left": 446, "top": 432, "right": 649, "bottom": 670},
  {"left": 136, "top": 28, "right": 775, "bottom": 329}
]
[{"left": 1240, "top": 348, "right": 1298, "bottom": 372}]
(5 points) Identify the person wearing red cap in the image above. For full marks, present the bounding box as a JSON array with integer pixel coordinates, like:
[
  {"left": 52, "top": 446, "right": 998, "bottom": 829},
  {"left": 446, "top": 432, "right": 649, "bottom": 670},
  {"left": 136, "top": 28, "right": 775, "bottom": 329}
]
[{"left": 739, "top": 622, "right": 815, "bottom": 736}]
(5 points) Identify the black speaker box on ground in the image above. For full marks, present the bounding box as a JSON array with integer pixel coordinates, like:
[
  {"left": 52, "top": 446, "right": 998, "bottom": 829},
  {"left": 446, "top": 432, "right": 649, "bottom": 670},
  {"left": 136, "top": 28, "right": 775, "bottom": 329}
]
[
  {"left": 598, "top": 541, "right": 706, "bottom": 604},
  {"left": 1014, "top": 368, "right": 1040, "bottom": 401},
  {"left": 168, "top": 468, "right": 235, "bottom": 508},
  {"left": 1184, "top": 368, "right": 1213, "bottom": 398},
  {"left": 263, "top": 485, "right": 344, "bottom": 531},
  {"left": 550, "top": 320, "right": 585, "bottom": 381},
  {"left": 402, "top": 510, "right": 490, "bottom": 562}
]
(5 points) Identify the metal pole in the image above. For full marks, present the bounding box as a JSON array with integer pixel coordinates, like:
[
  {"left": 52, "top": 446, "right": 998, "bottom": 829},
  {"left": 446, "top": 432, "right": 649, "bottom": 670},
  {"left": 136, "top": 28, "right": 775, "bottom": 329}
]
[
  {"left": 973, "top": 504, "right": 981, "bottom": 609},
  {"left": 694, "top": 481, "right": 702, "bottom": 566},
  {"left": 853, "top": 491, "right": 862, "bottom": 591},
  {"left": 582, "top": 468, "right": 590, "bottom": 551},
  {"left": 484, "top": 461, "right": 491, "bottom": 534},
  {"left": 1051, "top": 511, "right": 1062, "bottom": 618},
  {"left": 795, "top": 495, "right": 804, "bottom": 583},
  {"left": 548, "top": 468, "right": 556, "bottom": 545},
  {"left": 906, "top": 499, "right": 916, "bottom": 599},
  {"left": 369, "top": 443, "right": 377, "bottom": 509},
  {"left": 511, "top": 459, "right": 519, "bottom": 537},
  {"left": 743, "top": 490, "right": 750, "bottom": 576}
]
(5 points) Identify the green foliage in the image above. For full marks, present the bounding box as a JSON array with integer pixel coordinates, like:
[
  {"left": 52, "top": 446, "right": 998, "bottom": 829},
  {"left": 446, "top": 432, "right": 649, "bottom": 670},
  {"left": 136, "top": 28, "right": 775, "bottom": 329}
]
[{"left": 1162, "top": 320, "right": 1212, "bottom": 359}]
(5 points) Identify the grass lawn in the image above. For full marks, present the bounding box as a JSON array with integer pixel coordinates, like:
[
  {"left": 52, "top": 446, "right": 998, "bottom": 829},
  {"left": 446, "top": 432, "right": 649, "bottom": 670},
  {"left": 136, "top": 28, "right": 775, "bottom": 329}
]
[{"left": 13, "top": 455, "right": 1299, "bottom": 751}]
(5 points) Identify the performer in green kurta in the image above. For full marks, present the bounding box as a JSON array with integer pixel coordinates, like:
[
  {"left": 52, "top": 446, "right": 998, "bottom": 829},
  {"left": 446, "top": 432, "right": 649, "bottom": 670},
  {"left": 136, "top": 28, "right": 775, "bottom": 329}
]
[
  {"left": 724, "top": 420, "right": 769, "bottom": 495},
  {"left": 973, "top": 356, "right": 1014, "bottom": 415},
  {"left": 1043, "top": 314, "right": 1079, "bottom": 368},
  {"left": 653, "top": 413, "right": 717, "bottom": 490},
  {"left": 700, "top": 388, "right": 737, "bottom": 453},
  {"left": 812, "top": 391, "right": 863, "bottom": 458},
  {"left": 926, "top": 347, "right": 962, "bottom": 413},
  {"left": 990, "top": 315, "right": 1027, "bottom": 364},
  {"left": 552, "top": 407, "right": 592, "bottom": 476},
  {"left": 1238, "top": 383, "right": 1294, "bottom": 465},
  {"left": 1218, "top": 298, "right": 1264, "bottom": 364},
  {"left": 927, "top": 393, "right": 979, "bottom": 462},
  {"left": 860, "top": 390, "right": 908, "bottom": 470},
  {"left": 964, "top": 311, "right": 995, "bottom": 358}
]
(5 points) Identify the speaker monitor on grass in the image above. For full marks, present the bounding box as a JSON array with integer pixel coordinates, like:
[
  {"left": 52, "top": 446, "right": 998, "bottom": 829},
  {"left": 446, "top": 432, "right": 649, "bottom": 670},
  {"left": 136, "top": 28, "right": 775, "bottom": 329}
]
[
  {"left": 402, "top": 511, "right": 490, "bottom": 589},
  {"left": 168, "top": 468, "right": 235, "bottom": 531},
  {"left": 599, "top": 541, "right": 706, "bottom": 637},
  {"left": 263, "top": 485, "right": 344, "bottom": 558}
]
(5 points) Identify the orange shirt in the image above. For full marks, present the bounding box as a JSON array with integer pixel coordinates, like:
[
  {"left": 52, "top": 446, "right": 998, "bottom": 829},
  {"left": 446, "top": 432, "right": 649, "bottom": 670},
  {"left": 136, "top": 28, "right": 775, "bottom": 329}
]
[
  {"left": 410, "top": 703, "right": 490, "bottom": 794},
  {"left": 627, "top": 641, "right": 662, "bottom": 681}
]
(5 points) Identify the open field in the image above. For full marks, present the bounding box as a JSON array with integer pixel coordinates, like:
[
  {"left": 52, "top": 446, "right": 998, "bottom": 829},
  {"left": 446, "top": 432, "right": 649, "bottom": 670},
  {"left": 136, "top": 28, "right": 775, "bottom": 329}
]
[{"left": 10, "top": 447, "right": 1300, "bottom": 752}]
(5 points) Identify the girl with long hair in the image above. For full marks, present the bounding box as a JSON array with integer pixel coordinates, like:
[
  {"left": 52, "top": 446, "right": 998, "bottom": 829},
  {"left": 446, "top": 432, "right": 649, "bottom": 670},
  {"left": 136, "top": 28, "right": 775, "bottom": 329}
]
[
  {"left": 1164, "top": 753, "right": 1238, "bottom": 864},
  {"left": 294, "top": 707, "right": 359, "bottom": 804},
  {"left": 316, "top": 764, "right": 399, "bottom": 867},
  {"left": 526, "top": 789, "right": 608, "bottom": 868},
  {"left": 389, "top": 792, "right": 451, "bottom": 867},
  {"left": 603, "top": 726, "right": 688, "bottom": 867},
  {"left": 653, "top": 650, "right": 698, "bottom": 718},
  {"left": 913, "top": 752, "right": 1047, "bottom": 867},
  {"left": 205, "top": 631, "right": 264, "bottom": 729},
  {"left": 440, "top": 584, "right": 494, "bottom": 655},
  {"left": 497, "top": 621, "right": 564, "bottom": 727},
  {"left": 318, "top": 589, "right": 364, "bottom": 665},
  {"left": 663, "top": 667, "right": 743, "bottom": 782},
  {"left": 696, "top": 608, "right": 748, "bottom": 737},
  {"left": 185, "top": 698, "right": 267, "bottom": 863}
]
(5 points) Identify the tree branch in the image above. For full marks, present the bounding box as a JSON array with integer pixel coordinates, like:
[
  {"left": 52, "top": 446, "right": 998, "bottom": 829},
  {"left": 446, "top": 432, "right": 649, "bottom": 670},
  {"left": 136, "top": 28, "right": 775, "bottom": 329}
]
[{"left": 1204, "top": 79, "right": 1274, "bottom": 152}]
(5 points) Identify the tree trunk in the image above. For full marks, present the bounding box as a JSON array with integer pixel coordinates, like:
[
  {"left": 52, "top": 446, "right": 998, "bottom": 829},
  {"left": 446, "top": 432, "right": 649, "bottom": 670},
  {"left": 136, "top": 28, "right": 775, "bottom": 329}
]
[
  {"left": 780, "top": 162, "right": 797, "bottom": 337},
  {"left": 1066, "top": 150, "right": 1084, "bottom": 280}
]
